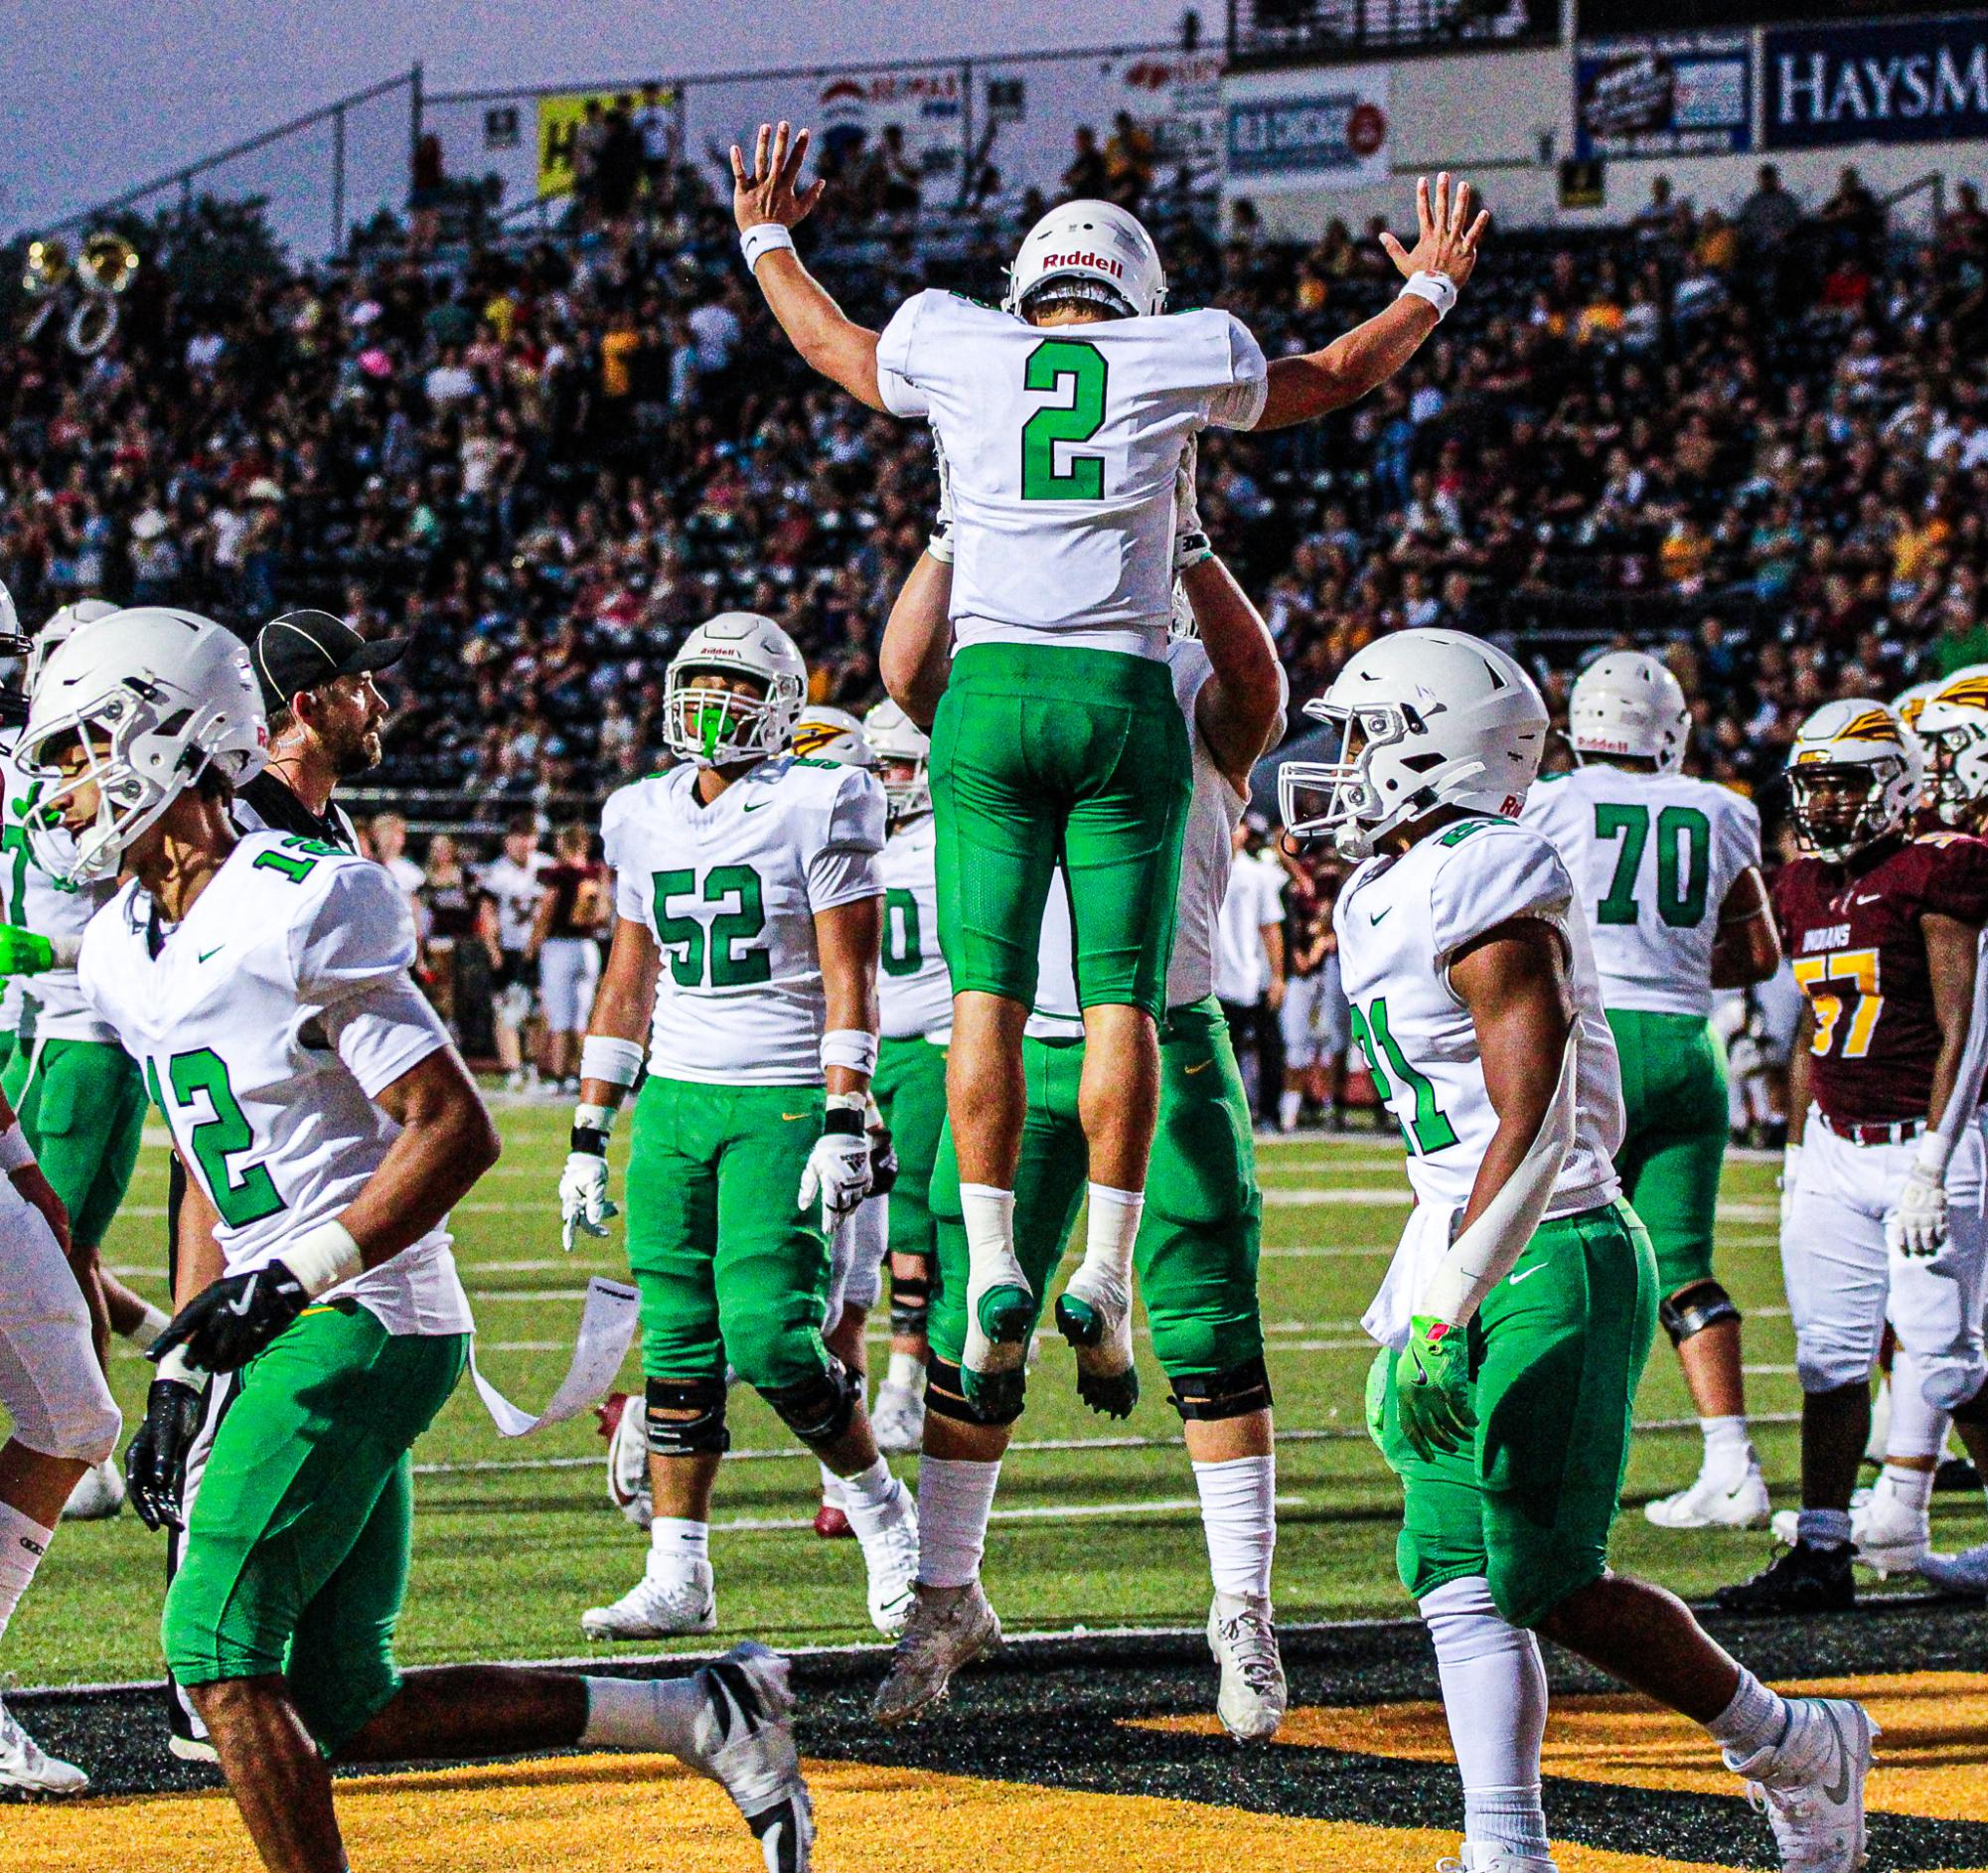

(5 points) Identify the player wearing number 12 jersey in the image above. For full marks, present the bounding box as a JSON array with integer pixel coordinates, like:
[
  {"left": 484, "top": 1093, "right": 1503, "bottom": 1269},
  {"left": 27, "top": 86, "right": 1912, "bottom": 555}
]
[
  {"left": 1522, "top": 653, "right": 1780, "bottom": 1532},
  {"left": 1719, "top": 699, "right": 1988, "bottom": 1616}
]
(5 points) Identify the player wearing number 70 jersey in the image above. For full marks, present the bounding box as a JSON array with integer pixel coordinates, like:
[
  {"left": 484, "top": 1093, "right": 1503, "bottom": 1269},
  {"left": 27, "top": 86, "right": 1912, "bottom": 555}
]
[
  {"left": 1717, "top": 699, "right": 1988, "bottom": 1619},
  {"left": 1521, "top": 653, "right": 1780, "bottom": 1534}
]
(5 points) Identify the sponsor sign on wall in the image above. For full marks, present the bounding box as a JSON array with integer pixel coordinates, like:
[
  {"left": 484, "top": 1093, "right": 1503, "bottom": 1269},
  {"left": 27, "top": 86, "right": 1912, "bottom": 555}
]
[
  {"left": 1765, "top": 16, "right": 1988, "bottom": 149},
  {"left": 1226, "top": 72, "right": 1391, "bottom": 186},
  {"left": 1576, "top": 33, "right": 1754, "bottom": 159}
]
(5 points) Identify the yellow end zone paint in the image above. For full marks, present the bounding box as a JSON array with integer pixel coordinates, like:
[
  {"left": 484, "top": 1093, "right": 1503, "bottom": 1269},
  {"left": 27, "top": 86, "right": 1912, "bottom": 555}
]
[
  {"left": 1139, "top": 1669, "right": 1988, "bottom": 1824},
  {"left": 0, "top": 1753, "right": 1748, "bottom": 1873}
]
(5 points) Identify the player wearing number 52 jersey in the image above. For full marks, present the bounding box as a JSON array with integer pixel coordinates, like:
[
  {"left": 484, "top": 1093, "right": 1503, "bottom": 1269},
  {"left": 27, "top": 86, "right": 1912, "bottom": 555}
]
[
  {"left": 735, "top": 117, "right": 1489, "bottom": 1410},
  {"left": 567, "top": 613, "right": 919, "bottom": 1649},
  {"left": 1282, "top": 629, "right": 1872, "bottom": 1873},
  {"left": 1719, "top": 699, "right": 1988, "bottom": 1618},
  {"left": 1522, "top": 653, "right": 1781, "bottom": 1535}
]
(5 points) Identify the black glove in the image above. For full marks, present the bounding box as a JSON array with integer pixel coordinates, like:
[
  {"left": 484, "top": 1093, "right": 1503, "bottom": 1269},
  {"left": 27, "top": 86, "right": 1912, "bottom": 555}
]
[
  {"left": 149, "top": 1262, "right": 310, "bottom": 1373},
  {"left": 868, "top": 1125, "right": 899, "bottom": 1198},
  {"left": 125, "top": 1377, "right": 207, "bottom": 1531}
]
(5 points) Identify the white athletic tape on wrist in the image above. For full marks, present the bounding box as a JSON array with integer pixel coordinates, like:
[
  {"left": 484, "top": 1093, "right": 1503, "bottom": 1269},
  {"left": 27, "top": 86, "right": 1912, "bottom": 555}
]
[
  {"left": 821, "top": 1028, "right": 879, "bottom": 1078},
  {"left": 0, "top": 1123, "right": 33, "bottom": 1172},
  {"left": 154, "top": 1342, "right": 208, "bottom": 1388},
  {"left": 1418, "top": 1034, "right": 1576, "bottom": 1327},
  {"left": 740, "top": 224, "right": 797, "bottom": 270},
  {"left": 573, "top": 1102, "right": 617, "bottom": 1139},
  {"left": 284, "top": 1219, "right": 365, "bottom": 1299},
  {"left": 1400, "top": 271, "right": 1458, "bottom": 319},
  {"left": 1912, "top": 1128, "right": 1956, "bottom": 1180},
  {"left": 579, "top": 1035, "right": 646, "bottom": 1089}
]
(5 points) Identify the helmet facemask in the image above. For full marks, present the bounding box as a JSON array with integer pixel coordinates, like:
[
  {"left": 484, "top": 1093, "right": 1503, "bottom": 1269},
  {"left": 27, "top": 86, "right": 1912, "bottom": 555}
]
[
  {"left": 663, "top": 664, "right": 790, "bottom": 769},
  {"left": 1279, "top": 702, "right": 1484, "bottom": 861},
  {"left": 1924, "top": 719, "right": 1988, "bottom": 827},
  {"left": 876, "top": 753, "right": 930, "bottom": 824},
  {"left": 20, "top": 686, "right": 182, "bottom": 883},
  {"left": 1786, "top": 757, "right": 1910, "bottom": 861}
]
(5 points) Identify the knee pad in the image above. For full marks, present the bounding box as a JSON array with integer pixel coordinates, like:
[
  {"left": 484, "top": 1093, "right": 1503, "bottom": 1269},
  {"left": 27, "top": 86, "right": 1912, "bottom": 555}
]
[
  {"left": 1658, "top": 1279, "right": 1741, "bottom": 1347},
  {"left": 1927, "top": 1355, "right": 1988, "bottom": 1419},
  {"left": 1167, "top": 1356, "right": 1274, "bottom": 1423},
  {"left": 889, "top": 1258, "right": 931, "bottom": 1339},
  {"left": 643, "top": 1375, "right": 730, "bottom": 1457},
  {"left": 924, "top": 1353, "right": 1022, "bottom": 1428},
  {"left": 758, "top": 1356, "right": 860, "bottom": 1447}
]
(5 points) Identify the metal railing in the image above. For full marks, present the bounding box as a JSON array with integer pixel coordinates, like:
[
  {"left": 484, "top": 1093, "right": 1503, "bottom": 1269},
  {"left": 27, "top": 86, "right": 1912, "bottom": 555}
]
[{"left": 1226, "top": 0, "right": 1560, "bottom": 64}]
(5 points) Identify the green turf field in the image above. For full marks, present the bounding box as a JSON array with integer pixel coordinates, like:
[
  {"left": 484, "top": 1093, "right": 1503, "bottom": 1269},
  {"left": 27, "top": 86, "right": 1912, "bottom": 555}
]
[{"left": 11, "top": 1103, "right": 1966, "bottom": 1689}]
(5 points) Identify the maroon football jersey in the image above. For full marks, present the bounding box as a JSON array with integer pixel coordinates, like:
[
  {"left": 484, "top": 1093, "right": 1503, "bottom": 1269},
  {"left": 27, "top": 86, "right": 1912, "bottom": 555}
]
[{"left": 1773, "top": 831, "right": 1988, "bottom": 1127}]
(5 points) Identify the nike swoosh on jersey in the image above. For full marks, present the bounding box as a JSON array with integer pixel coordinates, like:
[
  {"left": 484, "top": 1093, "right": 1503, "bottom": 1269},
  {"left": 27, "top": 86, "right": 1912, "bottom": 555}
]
[
  {"left": 1508, "top": 1262, "right": 1549, "bottom": 1285},
  {"left": 198, "top": 946, "right": 225, "bottom": 963},
  {"left": 1369, "top": 906, "right": 1392, "bottom": 925},
  {"left": 1183, "top": 1059, "right": 1213, "bottom": 1075},
  {"left": 781, "top": 1112, "right": 810, "bottom": 1122},
  {"left": 743, "top": 801, "right": 770, "bottom": 813}
]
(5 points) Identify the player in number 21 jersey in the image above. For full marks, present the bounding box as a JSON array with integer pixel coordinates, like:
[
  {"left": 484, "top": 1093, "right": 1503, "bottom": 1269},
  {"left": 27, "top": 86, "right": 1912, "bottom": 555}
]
[{"left": 1281, "top": 629, "right": 1872, "bottom": 1873}]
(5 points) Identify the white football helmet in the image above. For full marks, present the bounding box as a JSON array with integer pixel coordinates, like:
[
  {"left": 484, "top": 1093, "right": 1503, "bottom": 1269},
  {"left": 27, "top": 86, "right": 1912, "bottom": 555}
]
[
  {"left": 1912, "top": 666, "right": 1988, "bottom": 820},
  {"left": 1892, "top": 676, "right": 1943, "bottom": 742},
  {"left": 790, "top": 703, "right": 874, "bottom": 767},
  {"left": 661, "top": 612, "right": 806, "bottom": 769},
  {"left": 1569, "top": 650, "right": 1689, "bottom": 772},
  {"left": 1784, "top": 698, "right": 1921, "bottom": 862},
  {"left": 0, "top": 580, "right": 17, "bottom": 647},
  {"left": 1280, "top": 629, "right": 1549, "bottom": 860},
  {"left": 27, "top": 599, "right": 119, "bottom": 696},
  {"left": 863, "top": 699, "right": 932, "bottom": 821},
  {"left": 1003, "top": 199, "right": 1166, "bottom": 320},
  {"left": 18, "top": 607, "right": 268, "bottom": 883}
]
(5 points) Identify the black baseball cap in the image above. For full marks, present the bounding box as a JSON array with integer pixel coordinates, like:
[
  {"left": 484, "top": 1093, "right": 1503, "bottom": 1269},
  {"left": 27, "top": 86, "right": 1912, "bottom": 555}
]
[{"left": 252, "top": 610, "right": 406, "bottom": 710}]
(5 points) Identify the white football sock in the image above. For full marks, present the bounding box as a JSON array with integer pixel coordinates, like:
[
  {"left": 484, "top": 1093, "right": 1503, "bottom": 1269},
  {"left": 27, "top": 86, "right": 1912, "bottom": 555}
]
[
  {"left": 580, "top": 1672, "right": 705, "bottom": 1753},
  {"left": 836, "top": 1455, "right": 898, "bottom": 1532},
  {"left": 1796, "top": 1506, "right": 1852, "bottom": 1550},
  {"left": 916, "top": 1456, "right": 999, "bottom": 1589},
  {"left": 1278, "top": 1089, "right": 1301, "bottom": 1131},
  {"left": 1419, "top": 1576, "right": 1549, "bottom": 1863},
  {"left": 1700, "top": 1414, "right": 1753, "bottom": 1481},
  {"left": 0, "top": 1501, "right": 53, "bottom": 1641},
  {"left": 819, "top": 1461, "right": 845, "bottom": 1509},
  {"left": 885, "top": 1349, "right": 925, "bottom": 1392},
  {"left": 960, "top": 1183, "right": 1024, "bottom": 1289},
  {"left": 1708, "top": 1665, "right": 1791, "bottom": 1759},
  {"left": 1192, "top": 1454, "right": 1276, "bottom": 1601},
  {"left": 1887, "top": 1351, "right": 1951, "bottom": 1462},
  {"left": 129, "top": 1303, "right": 173, "bottom": 1344},
  {"left": 649, "top": 1515, "right": 709, "bottom": 1576},
  {"left": 1877, "top": 1462, "right": 1935, "bottom": 1513},
  {"left": 1080, "top": 1183, "right": 1144, "bottom": 1284}
]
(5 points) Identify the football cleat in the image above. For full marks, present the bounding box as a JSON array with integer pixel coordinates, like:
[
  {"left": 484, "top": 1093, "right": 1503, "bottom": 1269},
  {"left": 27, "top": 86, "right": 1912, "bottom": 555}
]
[
  {"left": 679, "top": 1643, "right": 815, "bottom": 1873},
  {"left": 1054, "top": 1264, "right": 1140, "bottom": 1420},
  {"left": 871, "top": 1581, "right": 1002, "bottom": 1726},
  {"left": 1725, "top": 1694, "right": 1875, "bottom": 1873},
  {"left": 869, "top": 1379, "right": 926, "bottom": 1455},
  {"left": 0, "top": 1698, "right": 87, "bottom": 1794},
  {"left": 851, "top": 1477, "right": 920, "bottom": 1635},
  {"left": 961, "top": 1266, "right": 1033, "bottom": 1422},
  {"left": 597, "top": 1391, "right": 653, "bottom": 1529},
  {"left": 62, "top": 1456, "right": 126, "bottom": 1522},
  {"left": 1645, "top": 1461, "right": 1771, "bottom": 1531},
  {"left": 1768, "top": 1483, "right": 1927, "bottom": 1579},
  {"left": 1207, "top": 1591, "right": 1287, "bottom": 1742},
  {"left": 1714, "top": 1540, "right": 1856, "bottom": 1617},
  {"left": 1917, "top": 1539, "right": 1988, "bottom": 1594},
  {"left": 581, "top": 1563, "right": 717, "bottom": 1639}
]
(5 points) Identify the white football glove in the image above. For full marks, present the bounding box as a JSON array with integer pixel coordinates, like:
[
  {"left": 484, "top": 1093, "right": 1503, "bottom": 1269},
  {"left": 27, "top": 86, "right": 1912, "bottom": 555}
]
[
  {"left": 1778, "top": 1142, "right": 1802, "bottom": 1234},
  {"left": 559, "top": 1151, "right": 618, "bottom": 1252},
  {"left": 1172, "top": 432, "right": 1213, "bottom": 573},
  {"left": 798, "top": 1106, "right": 872, "bottom": 1231},
  {"left": 1889, "top": 1133, "right": 1955, "bottom": 1258}
]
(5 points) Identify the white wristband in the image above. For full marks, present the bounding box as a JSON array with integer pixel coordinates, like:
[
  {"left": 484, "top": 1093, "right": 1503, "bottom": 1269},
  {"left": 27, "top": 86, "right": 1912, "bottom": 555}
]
[
  {"left": 821, "top": 1028, "right": 879, "bottom": 1078},
  {"left": 0, "top": 1124, "right": 33, "bottom": 1173},
  {"left": 1400, "top": 271, "right": 1458, "bottom": 320},
  {"left": 740, "top": 224, "right": 797, "bottom": 271},
  {"left": 579, "top": 1034, "right": 646, "bottom": 1089},
  {"left": 1913, "top": 1129, "right": 1956, "bottom": 1180},
  {"left": 155, "top": 1342, "right": 208, "bottom": 1388},
  {"left": 283, "top": 1219, "right": 365, "bottom": 1299}
]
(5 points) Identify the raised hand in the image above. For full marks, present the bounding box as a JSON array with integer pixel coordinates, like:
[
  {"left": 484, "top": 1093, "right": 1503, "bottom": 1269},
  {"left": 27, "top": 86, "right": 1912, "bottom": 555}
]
[
  {"left": 730, "top": 121, "right": 828, "bottom": 234},
  {"left": 1379, "top": 173, "right": 1491, "bottom": 292}
]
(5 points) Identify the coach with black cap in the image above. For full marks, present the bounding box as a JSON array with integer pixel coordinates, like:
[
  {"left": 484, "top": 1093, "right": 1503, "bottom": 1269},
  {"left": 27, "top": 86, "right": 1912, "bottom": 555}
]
[{"left": 240, "top": 608, "right": 404, "bottom": 850}]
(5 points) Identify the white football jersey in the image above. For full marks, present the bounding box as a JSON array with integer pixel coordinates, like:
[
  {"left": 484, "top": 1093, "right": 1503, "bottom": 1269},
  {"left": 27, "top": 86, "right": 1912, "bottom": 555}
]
[
  {"left": 878, "top": 813, "right": 951, "bottom": 1042},
  {"left": 874, "top": 291, "right": 1268, "bottom": 655},
  {"left": 1521, "top": 764, "right": 1761, "bottom": 1017},
  {"left": 1334, "top": 817, "right": 1625, "bottom": 1345},
  {"left": 0, "top": 734, "right": 120, "bottom": 1044},
  {"left": 76, "top": 831, "right": 470, "bottom": 1337},
  {"left": 603, "top": 756, "right": 885, "bottom": 1084},
  {"left": 1031, "top": 639, "right": 1244, "bottom": 1031},
  {"left": 480, "top": 852, "right": 549, "bottom": 952}
]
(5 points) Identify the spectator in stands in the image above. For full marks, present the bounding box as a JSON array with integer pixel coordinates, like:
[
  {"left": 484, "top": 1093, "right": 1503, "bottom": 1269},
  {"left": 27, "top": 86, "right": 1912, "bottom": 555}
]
[
  {"left": 597, "top": 96, "right": 644, "bottom": 226},
  {"left": 571, "top": 98, "right": 608, "bottom": 221},
  {"left": 530, "top": 824, "right": 607, "bottom": 1092},
  {"left": 1062, "top": 124, "right": 1109, "bottom": 200},
  {"left": 1105, "top": 110, "right": 1156, "bottom": 209},
  {"left": 1818, "top": 164, "right": 1884, "bottom": 264},
  {"left": 635, "top": 82, "right": 676, "bottom": 194},
  {"left": 409, "top": 131, "right": 445, "bottom": 251}
]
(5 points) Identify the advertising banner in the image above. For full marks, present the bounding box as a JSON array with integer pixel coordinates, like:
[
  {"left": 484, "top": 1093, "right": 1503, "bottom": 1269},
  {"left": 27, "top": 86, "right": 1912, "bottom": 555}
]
[
  {"left": 1225, "top": 72, "right": 1391, "bottom": 187},
  {"left": 1765, "top": 16, "right": 1988, "bottom": 150},
  {"left": 535, "top": 86, "right": 680, "bottom": 198},
  {"left": 1576, "top": 34, "right": 1754, "bottom": 159}
]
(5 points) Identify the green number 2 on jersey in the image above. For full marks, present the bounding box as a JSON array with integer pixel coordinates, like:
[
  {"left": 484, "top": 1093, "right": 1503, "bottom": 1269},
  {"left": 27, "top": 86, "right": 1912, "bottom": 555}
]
[
  {"left": 151, "top": 1049, "right": 286, "bottom": 1228},
  {"left": 1349, "top": 995, "right": 1456, "bottom": 1154},
  {"left": 1020, "top": 338, "right": 1108, "bottom": 500},
  {"left": 1594, "top": 804, "right": 1710, "bottom": 928}
]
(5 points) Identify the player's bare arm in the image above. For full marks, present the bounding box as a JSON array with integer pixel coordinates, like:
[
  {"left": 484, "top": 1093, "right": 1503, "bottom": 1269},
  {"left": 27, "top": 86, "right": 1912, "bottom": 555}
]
[
  {"left": 1254, "top": 174, "right": 1489, "bottom": 431},
  {"left": 1180, "top": 555, "right": 1286, "bottom": 788},
  {"left": 1709, "top": 866, "right": 1781, "bottom": 988},
  {"left": 733, "top": 121, "right": 888, "bottom": 410},
  {"left": 880, "top": 552, "right": 955, "bottom": 731},
  {"left": 1785, "top": 999, "right": 1814, "bottom": 1148},
  {"left": 1921, "top": 909, "right": 1982, "bottom": 1132},
  {"left": 577, "top": 915, "right": 662, "bottom": 1113},
  {"left": 1449, "top": 916, "right": 1574, "bottom": 1244},
  {"left": 815, "top": 893, "right": 882, "bottom": 1101}
]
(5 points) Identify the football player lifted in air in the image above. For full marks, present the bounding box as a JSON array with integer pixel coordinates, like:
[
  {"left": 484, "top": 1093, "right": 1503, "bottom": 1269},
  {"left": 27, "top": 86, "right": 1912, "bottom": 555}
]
[
  {"left": 27, "top": 606, "right": 814, "bottom": 1873},
  {"left": 564, "top": 614, "right": 920, "bottom": 1642},
  {"left": 1521, "top": 652, "right": 1780, "bottom": 1530},
  {"left": 1718, "top": 700, "right": 1988, "bottom": 1615},
  {"left": 733, "top": 118, "right": 1484, "bottom": 1417},
  {"left": 1282, "top": 631, "right": 1873, "bottom": 1873}
]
